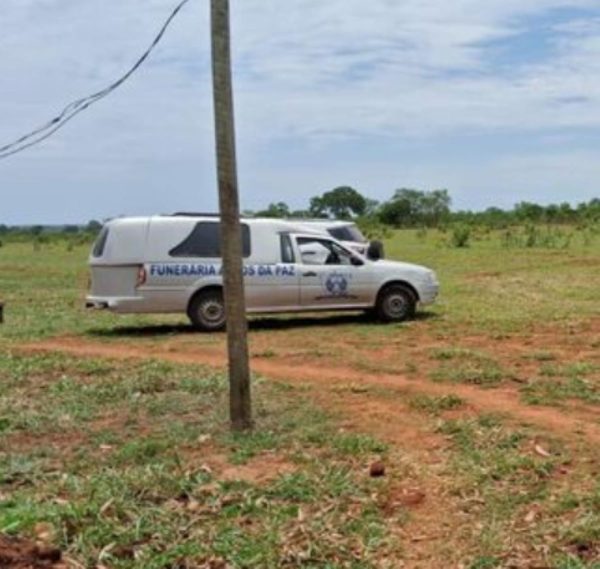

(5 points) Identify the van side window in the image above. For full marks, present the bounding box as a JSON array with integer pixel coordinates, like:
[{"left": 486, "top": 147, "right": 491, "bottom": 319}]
[
  {"left": 92, "top": 227, "right": 109, "bottom": 257},
  {"left": 297, "top": 237, "right": 353, "bottom": 266},
  {"left": 169, "top": 222, "right": 251, "bottom": 258},
  {"left": 280, "top": 234, "right": 295, "bottom": 263}
]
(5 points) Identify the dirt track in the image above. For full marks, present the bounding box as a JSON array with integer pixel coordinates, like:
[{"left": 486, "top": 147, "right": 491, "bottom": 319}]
[{"left": 20, "top": 320, "right": 600, "bottom": 445}]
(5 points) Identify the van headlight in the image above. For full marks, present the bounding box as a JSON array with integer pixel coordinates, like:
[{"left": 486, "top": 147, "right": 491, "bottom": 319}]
[{"left": 426, "top": 270, "right": 439, "bottom": 285}]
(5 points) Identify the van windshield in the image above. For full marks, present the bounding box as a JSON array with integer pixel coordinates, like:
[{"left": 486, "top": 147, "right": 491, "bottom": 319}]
[
  {"left": 328, "top": 225, "right": 366, "bottom": 243},
  {"left": 92, "top": 227, "right": 109, "bottom": 257}
]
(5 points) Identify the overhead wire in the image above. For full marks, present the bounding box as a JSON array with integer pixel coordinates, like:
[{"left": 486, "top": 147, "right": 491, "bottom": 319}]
[{"left": 0, "top": 0, "right": 191, "bottom": 160}]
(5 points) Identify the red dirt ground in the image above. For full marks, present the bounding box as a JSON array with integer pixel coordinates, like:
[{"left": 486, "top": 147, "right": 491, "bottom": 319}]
[
  {"left": 20, "top": 319, "right": 600, "bottom": 445},
  {"left": 0, "top": 535, "right": 65, "bottom": 569}
]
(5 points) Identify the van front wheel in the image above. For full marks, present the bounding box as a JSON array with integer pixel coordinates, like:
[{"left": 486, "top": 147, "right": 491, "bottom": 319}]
[
  {"left": 188, "top": 291, "right": 226, "bottom": 331},
  {"left": 376, "top": 284, "right": 416, "bottom": 323}
]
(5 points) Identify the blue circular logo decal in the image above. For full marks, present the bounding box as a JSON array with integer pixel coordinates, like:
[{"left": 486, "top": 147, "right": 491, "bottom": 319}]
[{"left": 325, "top": 273, "right": 348, "bottom": 296}]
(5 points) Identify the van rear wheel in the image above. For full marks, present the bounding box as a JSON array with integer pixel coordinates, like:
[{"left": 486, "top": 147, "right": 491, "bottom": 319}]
[
  {"left": 188, "top": 290, "right": 226, "bottom": 331},
  {"left": 376, "top": 284, "right": 416, "bottom": 323}
]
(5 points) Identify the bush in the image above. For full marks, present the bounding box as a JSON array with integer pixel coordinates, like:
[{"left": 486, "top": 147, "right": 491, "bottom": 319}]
[
  {"left": 449, "top": 224, "right": 471, "bottom": 248},
  {"left": 416, "top": 226, "right": 428, "bottom": 241},
  {"left": 356, "top": 215, "right": 391, "bottom": 241},
  {"left": 580, "top": 222, "right": 600, "bottom": 246},
  {"left": 502, "top": 225, "right": 572, "bottom": 249}
]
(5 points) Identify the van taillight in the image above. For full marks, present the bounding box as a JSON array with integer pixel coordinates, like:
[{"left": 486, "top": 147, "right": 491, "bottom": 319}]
[{"left": 136, "top": 265, "right": 147, "bottom": 287}]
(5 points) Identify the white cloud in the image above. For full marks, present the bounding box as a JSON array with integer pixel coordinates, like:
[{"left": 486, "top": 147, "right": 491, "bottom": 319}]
[{"left": 228, "top": 0, "right": 600, "bottom": 140}]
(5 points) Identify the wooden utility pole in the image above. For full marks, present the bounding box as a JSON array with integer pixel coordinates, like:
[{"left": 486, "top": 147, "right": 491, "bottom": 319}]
[{"left": 210, "top": 0, "right": 252, "bottom": 430}]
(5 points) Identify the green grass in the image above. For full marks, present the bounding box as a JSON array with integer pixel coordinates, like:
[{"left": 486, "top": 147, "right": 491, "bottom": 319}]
[
  {"left": 438, "top": 415, "right": 600, "bottom": 567},
  {"left": 331, "top": 433, "right": 389, "bottom": 456},
  {"left": 0, "top": 351, "right": 399, "bottom": 568},
  {"left": 429, "top": 348, "right": 510, "bottom": 387},
  {"left": 522, "top": 351, "right": 558, "bottom": 362},
  {"left": 408, "top": 393, "right": 466, "bottom": 414},
  {"left": 522, "top": 380, "right": 600, "bottom": 407},
  {"left": 539, "top": 362, "right": 599, "bottom": 379},
  {"left": 383, "top": 227, "right": 600, "bottom": 334},
  {"left": 521, "top": 360, "right": 600, "bottom": 407}
]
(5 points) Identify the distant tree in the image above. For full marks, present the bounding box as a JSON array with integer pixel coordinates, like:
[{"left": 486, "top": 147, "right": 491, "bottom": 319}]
[
  {"left": 255, "top": 202, "right": 290, "bottom": 218},
  {"left": 63, "top": 225, "right": 79, "bottom": 234},
  {"left": 544, "top": 204, "right": 560, "bottom": 223},
  {"left": 30, "top": 225, "right": 43, "bottom": 237},
  {"left": 289, "top": 209, "right": 311, "bottom": 218},
  {"left": 378, "top": 189, "right": 450, "bottom": 227},
  {"left": 514, "top": 202, "right": 545, "bottom": 223},
  {"left": 309, "top": 186, "right": 367, "bottom": 219},
  {"left": 378, "top": 188, "right": 422, "bottom": 226},
  {"left": 579, "top": 198, "right": 600, "bottom": 221},
  {"left": 480, "top": 207, "right": 511, "bottom": 228},
  {"left": 557, "top": 202, "right": 575, "bottom": 223},
  {"left": 420, "top": 189, "right": 451, "bottom": 226},
  {"left": 86, "top": 220, "right": 103, "bottom": 232}
]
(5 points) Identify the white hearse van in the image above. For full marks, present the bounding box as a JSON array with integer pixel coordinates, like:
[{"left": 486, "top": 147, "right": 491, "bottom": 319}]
[{"left": 87, "top": 214, "right": 438, "bottom": 331}]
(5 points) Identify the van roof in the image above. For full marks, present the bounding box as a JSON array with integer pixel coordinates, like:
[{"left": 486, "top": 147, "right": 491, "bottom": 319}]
[
  {"left": 104, "top": 215, "right": 329, "bottom": 234},
  {"left": 104, "top": 214, "right": 354, "bottom": 229},
  {"left": 289, "top": 219, "right": 355, "bottom": 227},
  {"left": 168, "top": 213, "right": 355, "bottom": 228},
  {"left": 171, "top": 212, "right": 223, "bottom": 218}
]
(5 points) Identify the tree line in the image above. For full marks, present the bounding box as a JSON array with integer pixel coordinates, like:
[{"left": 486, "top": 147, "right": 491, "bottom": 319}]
[
  {"left": 250, "top": 186, "right": 600, "bottom": 228},
  {"left": 0, "top": 220, "right": 102, "bottom": 247},
  {"left": 1, "top": 188, "right": 598, "bottom": 244}
]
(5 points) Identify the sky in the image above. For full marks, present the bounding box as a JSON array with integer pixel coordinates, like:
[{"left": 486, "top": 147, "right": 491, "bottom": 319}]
[{"left": 1, "top": 0, "right": 600, "bottom": 224}]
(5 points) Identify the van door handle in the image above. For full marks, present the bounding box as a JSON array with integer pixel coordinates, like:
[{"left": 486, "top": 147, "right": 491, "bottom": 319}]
[{"left": 303, "top": 271, "right": 317, "bottom": 277}]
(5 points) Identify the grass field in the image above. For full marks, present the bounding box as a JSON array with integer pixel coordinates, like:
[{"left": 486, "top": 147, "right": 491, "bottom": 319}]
[{"left": 0, "top": 229, "right": 599, "bottom": 568}]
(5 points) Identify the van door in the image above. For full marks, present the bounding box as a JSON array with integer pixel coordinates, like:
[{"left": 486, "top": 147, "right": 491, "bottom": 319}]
[
  {"left": 294, "top": 236, "right": 373, "bottom": 309},
  {"left": 244, "top": 234, "right": 300, "bottom": 311}
]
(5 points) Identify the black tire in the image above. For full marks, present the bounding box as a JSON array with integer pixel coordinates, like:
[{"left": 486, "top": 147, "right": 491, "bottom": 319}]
[
  {"left": 188, "top": 290, "right": 226, "bottom": 331},
  {"left": 376, "top": 284, "right": 416, "bottom": 323}
]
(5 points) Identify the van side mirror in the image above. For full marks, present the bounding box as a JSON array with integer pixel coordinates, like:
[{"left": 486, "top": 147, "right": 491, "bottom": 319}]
[
  {"left": 351, "top": 256, "right": 363, "bottom": 267},
  {"left": 367, "top": 240, "right": 384, "bottom": 261}
]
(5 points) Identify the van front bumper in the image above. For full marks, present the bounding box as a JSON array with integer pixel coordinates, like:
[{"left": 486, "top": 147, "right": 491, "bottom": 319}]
[
  {"left": 418, "top": 282, "right": 439, "bottom": 305},
  {"left": 85, "top": 296, "right": 143, "bottom": 313}
]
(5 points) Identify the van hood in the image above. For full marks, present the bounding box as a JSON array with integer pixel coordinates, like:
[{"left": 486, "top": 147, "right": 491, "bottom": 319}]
[{"left": 372, "top": 259, "right": 436, "bottom": 278}]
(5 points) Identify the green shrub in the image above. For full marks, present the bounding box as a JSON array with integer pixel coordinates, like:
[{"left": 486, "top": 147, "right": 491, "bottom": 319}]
[
  {"left": 356, "top": 215, "right": 391, "bottom": 241},
  {"left": 416, "top": 226, "right": 428, "bottom": 241},
  {"left": 501, "top": 224, "right": 573, "bottom": 249},
  {"left": 449, "top": 224, "right": 471, "bottom": 248}
]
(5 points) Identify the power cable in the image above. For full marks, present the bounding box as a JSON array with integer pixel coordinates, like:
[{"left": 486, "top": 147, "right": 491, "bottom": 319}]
[{"left": 0, "top": 0, "right": 191, "bottom": 160}]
